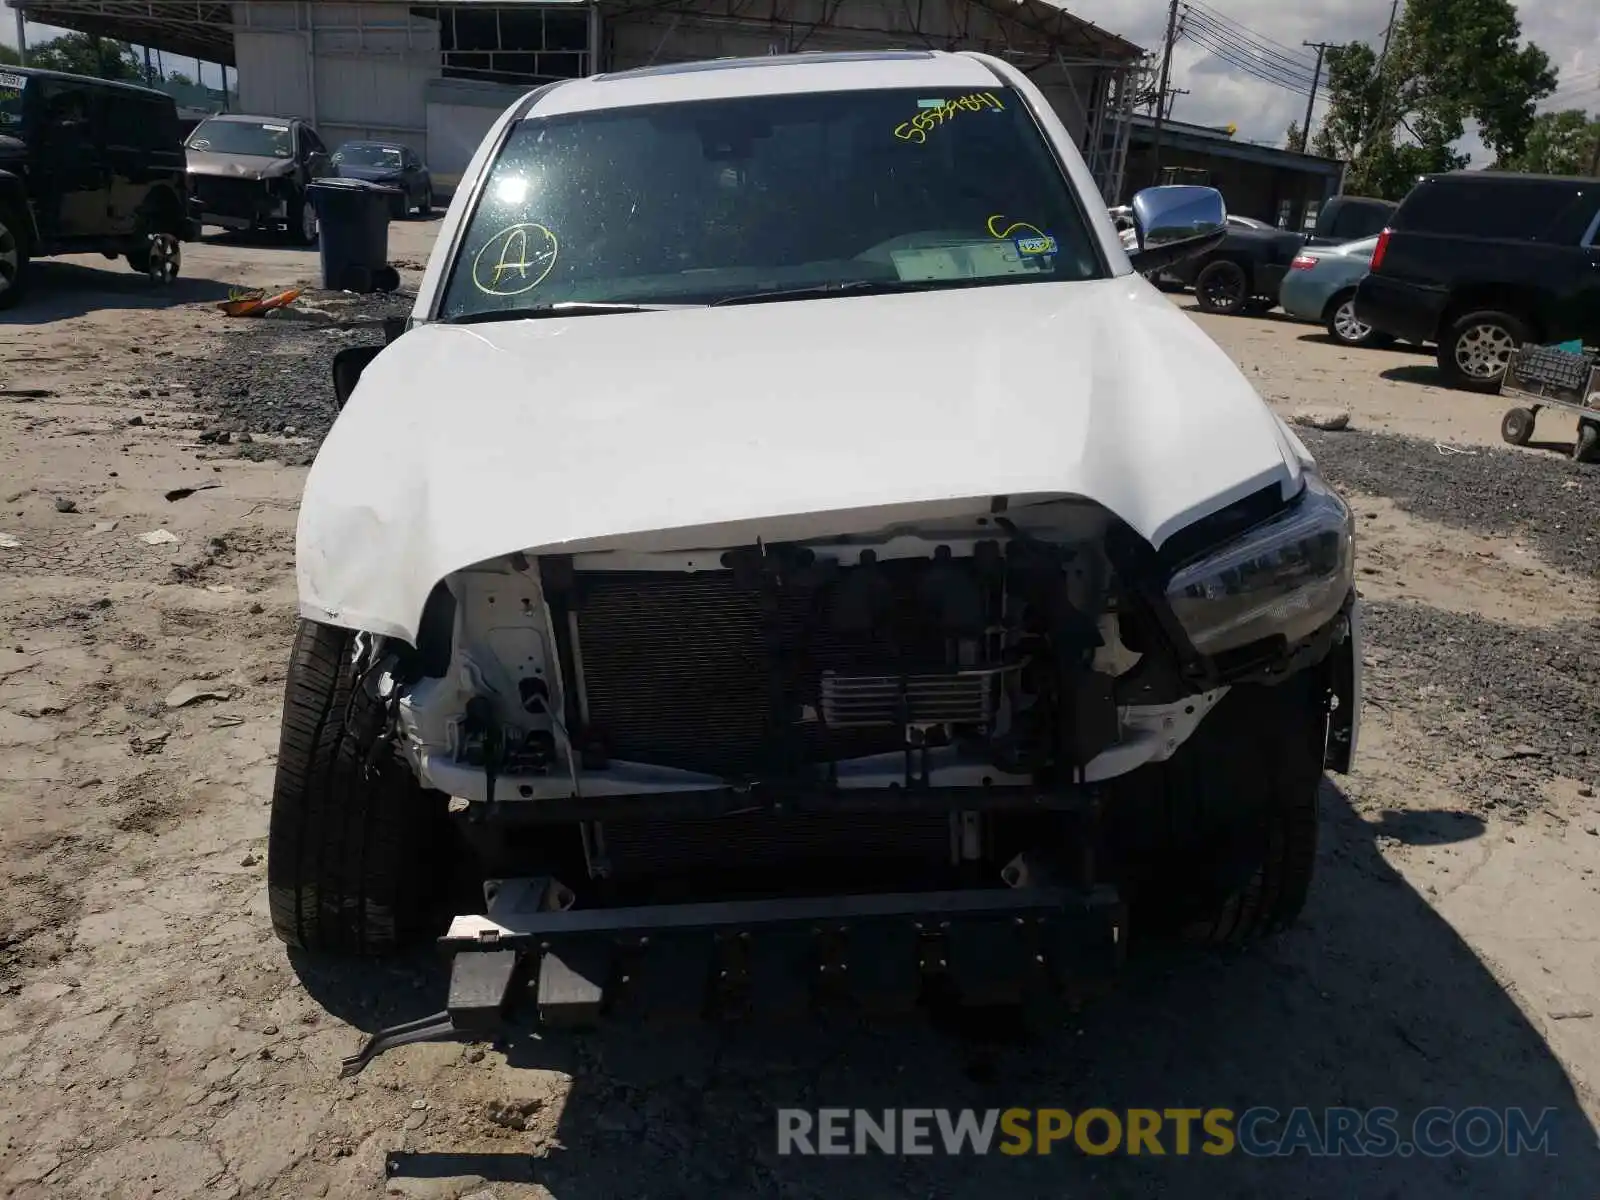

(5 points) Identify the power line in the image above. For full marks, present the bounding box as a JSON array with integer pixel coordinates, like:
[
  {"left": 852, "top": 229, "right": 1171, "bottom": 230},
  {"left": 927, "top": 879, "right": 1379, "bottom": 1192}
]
[
  {"left": 1187, "top": 0, "right": 1320, "bottom": 69},
  {"left": 1180, "top": 24, "right": 1316, "bottom": 95},
  {"left": 1180, "top": 9, "right": 1318, "bottom": 85}
]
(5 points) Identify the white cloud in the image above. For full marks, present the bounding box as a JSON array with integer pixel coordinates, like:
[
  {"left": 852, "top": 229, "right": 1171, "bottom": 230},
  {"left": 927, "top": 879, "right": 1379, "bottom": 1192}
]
[{"left": 1067, "top": 0, "right": 1600, "bottom": 159}]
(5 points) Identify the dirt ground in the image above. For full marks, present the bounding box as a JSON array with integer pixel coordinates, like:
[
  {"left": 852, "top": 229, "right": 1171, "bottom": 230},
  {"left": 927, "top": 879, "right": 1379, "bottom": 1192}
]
[{"left": 1, "top": 233, "right": 1598, "bottom": 1199}]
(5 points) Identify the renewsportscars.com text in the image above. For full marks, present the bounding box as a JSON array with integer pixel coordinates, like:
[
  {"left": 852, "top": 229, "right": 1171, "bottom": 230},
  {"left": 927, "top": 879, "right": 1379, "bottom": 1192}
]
[{"left": 776, "top": 1107, "right": 1561, "bottom": 1158}]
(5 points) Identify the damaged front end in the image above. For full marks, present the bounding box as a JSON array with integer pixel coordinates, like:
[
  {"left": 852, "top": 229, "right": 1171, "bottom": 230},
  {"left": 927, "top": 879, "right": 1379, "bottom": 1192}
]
[{"left": 339, "top": 481, "right": 1357, "bottom": 1074}]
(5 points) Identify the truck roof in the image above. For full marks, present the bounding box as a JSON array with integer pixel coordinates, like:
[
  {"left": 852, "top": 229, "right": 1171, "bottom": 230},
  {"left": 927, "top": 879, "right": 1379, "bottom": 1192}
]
[
  {"left": 2, "top": 65, "right": 174, "bottom": 102},
  {"left": 530, "top": 49, "right": 1009, "bottom": 118}
]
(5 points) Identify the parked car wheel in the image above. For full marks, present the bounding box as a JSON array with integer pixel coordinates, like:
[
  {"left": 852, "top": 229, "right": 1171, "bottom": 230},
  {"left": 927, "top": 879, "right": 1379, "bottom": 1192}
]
[
  {"left": 1194, "top": 259, "right": 1250, "bottom": 315},
  {"left": 1438, "top": 309, "right": 1526, "bottom": 393},
  {"left": 267, "top": 618, "right": 449, "bottom": 956},
  {"left": 416, "top": 185, "right": 433, "bottom": 218},
  {"left": 1575, "top": 420, "right": 1600, "bottom": 465},
  {"left": 0, "top": 206, "right": 31, "bottom": 311},
  {"left": 286, "top": 189, "right": 319, "bottom": 247},
  {"left": 127, "top": 232, "right": 181, "bottom": 284},
  {"left": 1500, "top": 406, "right": 1536, "bottom": 446},
  {"left": 1325, "top": 292, "right": 1390, "bottom": 348}
]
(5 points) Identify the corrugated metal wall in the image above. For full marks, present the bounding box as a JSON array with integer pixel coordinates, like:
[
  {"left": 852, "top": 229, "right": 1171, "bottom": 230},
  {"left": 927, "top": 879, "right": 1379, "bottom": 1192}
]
[{"left": 232, "top": 1, "right": 441, "bottom": 158}]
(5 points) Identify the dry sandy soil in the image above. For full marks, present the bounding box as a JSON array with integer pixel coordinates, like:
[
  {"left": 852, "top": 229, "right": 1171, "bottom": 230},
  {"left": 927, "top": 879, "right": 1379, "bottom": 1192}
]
[{"left": 1, "top": 236, "right": 1598, "bottom": 1199}]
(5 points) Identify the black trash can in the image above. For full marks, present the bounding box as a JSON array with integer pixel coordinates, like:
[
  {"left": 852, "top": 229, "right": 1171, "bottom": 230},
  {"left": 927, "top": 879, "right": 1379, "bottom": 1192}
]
[{"left": 307, "top": 178, "right": 403, "bottom": 294}]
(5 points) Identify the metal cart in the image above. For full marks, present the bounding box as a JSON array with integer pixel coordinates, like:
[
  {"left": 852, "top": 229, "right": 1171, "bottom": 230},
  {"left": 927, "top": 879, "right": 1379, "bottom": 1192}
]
[{"left": 1499, "top": 342, "right": 1600, "bottom": 463}]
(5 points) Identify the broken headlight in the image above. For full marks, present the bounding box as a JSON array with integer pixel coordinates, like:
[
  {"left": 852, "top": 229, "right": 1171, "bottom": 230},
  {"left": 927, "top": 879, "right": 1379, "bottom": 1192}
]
[{"left": 1163, "top": 470, "right": 1353, "bottom": 657}]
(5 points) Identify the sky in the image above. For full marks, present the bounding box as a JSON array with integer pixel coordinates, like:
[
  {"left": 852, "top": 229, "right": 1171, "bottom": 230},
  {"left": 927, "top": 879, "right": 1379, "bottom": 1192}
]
[
  {"left": 0, "top": 0, "right": 1596, "bottom": 156},
  {"left": 1067, "top": 0, "right": 1600, "bottom": 160},
  {"left": 0, "top": 14, "right": 227, "bottom": 90}
]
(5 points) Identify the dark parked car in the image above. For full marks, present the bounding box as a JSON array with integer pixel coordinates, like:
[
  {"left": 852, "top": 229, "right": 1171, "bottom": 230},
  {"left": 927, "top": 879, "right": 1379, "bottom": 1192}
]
[
  {"left": 1303, "top": 195, "right": 1396, "bottom": 248},
  {"left": 0, "top": 67, "right": 200, "bottom": 309},
  {"left": 1354, "top": 171, "right": 1600, "bottom": 392},
  {"left": 1165, "top": 214, "right": 1310, "bottom": 315},
  {"left": 184, "top": 113, "right": 333, "bottom": 245},
  {"left": 331, "top": 140, "right": 433, "bottom": 218}
]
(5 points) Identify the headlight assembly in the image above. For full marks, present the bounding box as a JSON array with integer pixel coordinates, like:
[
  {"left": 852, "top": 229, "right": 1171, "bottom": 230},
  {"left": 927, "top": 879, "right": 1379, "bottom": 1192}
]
[{"left": 1163, "top": 470, "right": 1354, "bottom": 657}]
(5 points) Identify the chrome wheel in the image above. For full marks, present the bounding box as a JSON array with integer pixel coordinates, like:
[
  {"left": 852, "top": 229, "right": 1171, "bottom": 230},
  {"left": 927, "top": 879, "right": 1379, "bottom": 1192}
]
[
  {"left": 300, "top": 199, "right": 318, "bottom": 244},
  {"left": 1453, "top": 321, "right": 1515, "bottom": 380},
  {"left": 0, "top": 218, "right": 19, "bottom": 297},
  {"left": 1332, "top": 299, "right": 1371, "bottom": 344},
  {"left": 145, "top": 233, "right": 180, "bottom": 284}
]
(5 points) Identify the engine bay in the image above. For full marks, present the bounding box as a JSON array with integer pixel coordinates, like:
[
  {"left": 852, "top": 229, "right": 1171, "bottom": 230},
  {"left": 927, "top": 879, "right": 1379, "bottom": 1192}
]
[{"left": 390, "top": 505, "right": 1233, "bottom": 814}]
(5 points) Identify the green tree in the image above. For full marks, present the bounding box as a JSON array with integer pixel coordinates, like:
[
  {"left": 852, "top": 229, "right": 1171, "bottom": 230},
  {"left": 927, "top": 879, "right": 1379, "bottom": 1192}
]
[
  {"left": 166, "top": 71, "right": 195, "bottom": 86},
  {"left": 1285, "top": 122, "right": 1306, "bottom": 152},
  {"left": 1307, "top": 0, "right": 1556, "bottom": 199},
  {"left": 0, "top": 44, "right": 20, "bottom": 67},
  {"left": 1497, "top": 108, "right": 1600, "bottom": 175},
  {"left": 27, "top": 33, "right": 142, "bottom": 81}
]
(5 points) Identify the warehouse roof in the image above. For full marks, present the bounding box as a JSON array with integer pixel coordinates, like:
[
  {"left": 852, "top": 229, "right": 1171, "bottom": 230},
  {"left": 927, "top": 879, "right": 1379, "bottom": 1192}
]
[{"left": 11, "top": 0, "right": 1142, "bottom": 71}]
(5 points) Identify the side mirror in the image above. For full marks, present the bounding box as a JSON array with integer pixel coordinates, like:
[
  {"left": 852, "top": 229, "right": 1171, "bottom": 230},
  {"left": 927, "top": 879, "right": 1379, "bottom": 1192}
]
[
  {"left": 331, "top": 344, "right": 383, "bottom": 412},
  {"left": 1125, "top": 185, "right": 1228, "bottom": 275}
]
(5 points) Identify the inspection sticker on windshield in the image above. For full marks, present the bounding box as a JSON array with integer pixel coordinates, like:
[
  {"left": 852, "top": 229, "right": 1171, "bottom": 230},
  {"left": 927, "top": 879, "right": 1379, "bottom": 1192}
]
[
  {"left": 262, "top": 123, "right": 289, "bottom": 131},
  {"left": 1014, "top": 234, "right": 1057, "bottom": 256}
]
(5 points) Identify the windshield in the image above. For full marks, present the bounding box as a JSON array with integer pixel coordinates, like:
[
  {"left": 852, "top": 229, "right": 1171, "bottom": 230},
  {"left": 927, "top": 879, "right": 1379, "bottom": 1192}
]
[
  {"left": 0, "top": 71, "right": 25, "bottom": 132},
  {"left": 335, "top": 142, "right": 404, "bottom": 168},
  {"left": 186, "top": 119, "right": 292, "bottom": 158},
  {"left": 439, "top": 86, "right": 1102, "bottom": 318}
]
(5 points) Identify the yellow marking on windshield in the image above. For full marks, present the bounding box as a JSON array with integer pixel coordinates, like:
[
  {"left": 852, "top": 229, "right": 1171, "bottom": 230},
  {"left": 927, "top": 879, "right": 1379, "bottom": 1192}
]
[
  {"left": 893, "top": 92, "right": 1005, "bottom": 144},
  {"left": 986, "top": 215, "right": 1047, "bottom": 242},
  {"left": 471, "top": 222, "right": 559, "bottom": 296}
]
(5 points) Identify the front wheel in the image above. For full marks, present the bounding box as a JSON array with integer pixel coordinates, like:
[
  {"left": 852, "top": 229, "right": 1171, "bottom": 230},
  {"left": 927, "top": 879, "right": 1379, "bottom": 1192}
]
[
  {"left": 0, "top": 206, "right": 31, "bottom": 310},
  {"left": 1575, "top": 420, "right": 1600, "bottom": 465},
  {"left": 416, "top": 185, "right": 433, "bottom": 218},
  {"left": 286, "top": 189, "right": 318, "bottom": 247},
  {"left": 1438, "top": 310, "right": 1526, "bottom": 393},
  {"left": 1194, "top": 260, "right": 1250, "bottom": 315},
  {"left": 1501, "top": 407, "right": 1536, "bottom": 446},
  {"left": 1105, "top": 669, "right": 1328, "bottom": 946},
  {"left": 267, "top": 619, "right": 448, "bottom": 956}
]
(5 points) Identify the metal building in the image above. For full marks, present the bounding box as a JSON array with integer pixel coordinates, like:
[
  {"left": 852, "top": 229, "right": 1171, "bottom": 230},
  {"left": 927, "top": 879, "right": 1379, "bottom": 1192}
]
[{"left": 7, "top": 0, "right": 1148, "bottom": 200}]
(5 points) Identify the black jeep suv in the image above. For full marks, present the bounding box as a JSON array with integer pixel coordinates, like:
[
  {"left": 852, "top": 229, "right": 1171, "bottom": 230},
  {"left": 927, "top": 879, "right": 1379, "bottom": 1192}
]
[
  {"left": 0, "top": 67, "right": 200, "bottom": 310},
  {"left": 1354, "top": 171, "right": 1600, "bottom": 392}
]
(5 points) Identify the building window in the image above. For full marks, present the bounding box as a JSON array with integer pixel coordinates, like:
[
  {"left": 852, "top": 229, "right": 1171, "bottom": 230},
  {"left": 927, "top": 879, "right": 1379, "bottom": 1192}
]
[{"left": 413, "top": 5, "right": 591, "bottom": 85}]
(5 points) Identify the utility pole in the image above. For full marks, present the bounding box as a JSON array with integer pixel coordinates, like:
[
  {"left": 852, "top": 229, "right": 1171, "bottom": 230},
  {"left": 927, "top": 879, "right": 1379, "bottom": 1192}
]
[
  {"left": 1164, "top": 87, "right": 1190, "bottom": 121},
  {"left": 1148, "top": 0, "right": 1181, "bottom": 186},
  {"left": 12, "top": 7, "right": 25, "bottom": 67},
  {"left": 1301, "top": 41, "right": 1335, "bottom": 152},
  {"left": 1378, "top": 0, "right": 1401, "bottom": 66}
]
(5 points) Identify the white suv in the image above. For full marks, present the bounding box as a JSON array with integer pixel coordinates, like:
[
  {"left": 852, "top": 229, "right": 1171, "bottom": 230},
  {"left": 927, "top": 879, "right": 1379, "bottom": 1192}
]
[{"left": 268, "top": 50, "right": 1360, "bottom": 1072}]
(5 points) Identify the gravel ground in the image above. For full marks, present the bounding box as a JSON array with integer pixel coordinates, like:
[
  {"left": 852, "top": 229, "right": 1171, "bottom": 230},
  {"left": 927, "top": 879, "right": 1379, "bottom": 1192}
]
[
  {"left": 156, "top": 289, "right": 414, "bottom": 450},
  {"left": 1298, "top": 426, "right": 1600, "bottom": 581}
]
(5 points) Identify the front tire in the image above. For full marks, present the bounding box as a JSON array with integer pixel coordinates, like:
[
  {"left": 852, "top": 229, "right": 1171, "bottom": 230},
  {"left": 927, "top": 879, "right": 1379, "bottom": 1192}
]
[
  {"left": 1438, "top": 309, "right": 1526, "bottom": 393},
  {"left": 1106, "top": 669, "right": 1328, "bottom": 945},
  {"left": 1194, "top": 259, "right": 1250, "bottom": 315},
  {"left": 285, "top": 188, "right": 319, "bottom": 247},
  {"left": 0, "top": 205, "right": 31, "bottom": 310},
  {"left": 1575, "top": 420, "right": 1600, "bottom": 465},
  {"left": 267, "top": 619, "right": 447, "bottom": 956}
]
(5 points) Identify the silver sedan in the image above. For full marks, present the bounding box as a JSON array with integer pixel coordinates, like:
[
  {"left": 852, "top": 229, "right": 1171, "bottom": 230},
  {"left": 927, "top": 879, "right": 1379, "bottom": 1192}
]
[{"left": 1277, "top": 235, "right": 1392, "bottom": 348}]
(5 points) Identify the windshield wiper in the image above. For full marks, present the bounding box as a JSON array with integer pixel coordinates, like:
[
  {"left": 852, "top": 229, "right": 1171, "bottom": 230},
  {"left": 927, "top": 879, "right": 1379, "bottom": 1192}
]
[
  {"left": 448, "top": 302, "right": 691, "bottom": 325},
  {"left": 711, "top": 280, "right": 947, "bottom": 306}
]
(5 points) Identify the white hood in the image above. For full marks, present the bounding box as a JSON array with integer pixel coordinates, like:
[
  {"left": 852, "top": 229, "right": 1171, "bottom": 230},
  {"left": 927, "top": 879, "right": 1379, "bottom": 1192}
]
[{"left": 298, "top": 278, "right": 1302, "bottom": 642}]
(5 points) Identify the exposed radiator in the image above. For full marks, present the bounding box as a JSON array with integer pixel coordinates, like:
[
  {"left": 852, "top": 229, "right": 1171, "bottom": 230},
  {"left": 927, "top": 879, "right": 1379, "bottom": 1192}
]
[
  {"left": 820, "top": 670, "right": 995, "bottom": 728},
  {"left": 566, "top": 567, "right": 997, "bottom": 779}
]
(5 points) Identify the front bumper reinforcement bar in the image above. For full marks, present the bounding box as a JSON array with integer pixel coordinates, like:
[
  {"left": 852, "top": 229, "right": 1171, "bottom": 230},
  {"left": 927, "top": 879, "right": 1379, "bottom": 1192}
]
[{"left": 340, "top": 878, "right": 1125, "bottom": 1077}]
